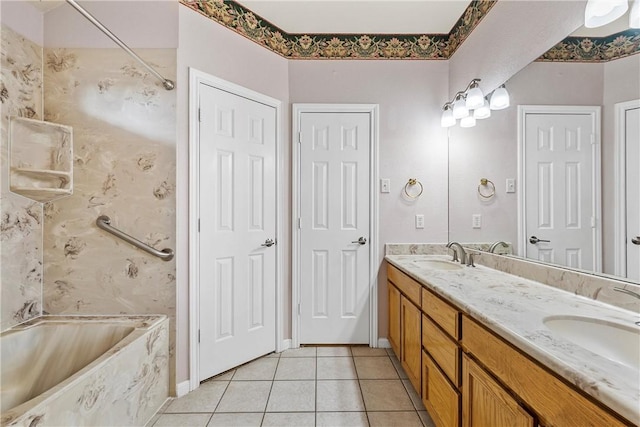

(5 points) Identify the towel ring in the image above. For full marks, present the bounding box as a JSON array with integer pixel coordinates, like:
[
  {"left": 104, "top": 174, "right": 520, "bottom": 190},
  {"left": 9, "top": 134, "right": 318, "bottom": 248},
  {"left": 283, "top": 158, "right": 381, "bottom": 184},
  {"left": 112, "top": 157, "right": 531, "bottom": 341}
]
[
  {"left": 478, "top": 178, "right": 495, "bottom": 199},
  {"left": 403, "top": 178, "right": 423, "bottom": 199}
]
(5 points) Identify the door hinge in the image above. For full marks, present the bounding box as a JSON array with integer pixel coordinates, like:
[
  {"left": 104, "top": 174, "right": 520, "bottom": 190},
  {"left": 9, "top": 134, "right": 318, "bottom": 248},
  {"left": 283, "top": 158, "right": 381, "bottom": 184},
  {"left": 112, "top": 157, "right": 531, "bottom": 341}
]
[
  {"left": 297, "top": 303, "right": 301, "bottom": 316},
  {"left": 298, "top": 132, "right": 302, "bottom": 143},
  {"left": 590, "top": 133, "right": 596, "bottom": 144},
  {"left": 298, "top": 218, "right": 302, "bottom": 229},
  {"left": 591, "top": 216, "right": 597, "bottom": 228},
  {"left": 198, "top": 107, "right": 202, "bottom": 122},
  {"left": 198, "top": 218, "right": 200, "bottom": 232},
  {"left": 198, "top": 329, "right": 201, "bottom": 343}
]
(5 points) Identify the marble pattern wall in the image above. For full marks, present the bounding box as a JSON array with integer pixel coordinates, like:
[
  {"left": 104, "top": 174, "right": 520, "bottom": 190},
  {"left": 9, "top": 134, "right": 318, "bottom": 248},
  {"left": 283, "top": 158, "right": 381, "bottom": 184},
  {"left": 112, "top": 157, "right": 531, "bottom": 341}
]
[
  {"left": 42, "top": 48, "right": 177, "bottom": 390},
  {"left": 1, "top": 25, "right": 44, "bottom": 331}
]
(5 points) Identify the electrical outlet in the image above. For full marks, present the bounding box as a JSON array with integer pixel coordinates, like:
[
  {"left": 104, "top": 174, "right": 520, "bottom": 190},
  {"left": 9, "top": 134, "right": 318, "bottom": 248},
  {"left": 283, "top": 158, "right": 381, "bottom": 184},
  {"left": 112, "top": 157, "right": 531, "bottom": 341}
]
[
  {"left": 472, "top": 214, "right": 482, "bottom": 229},
  {"left": 506, "top": 178, "right": 516, "bottom": 193},
  {"left": 380, "top": 178, "right": 390, "bottom": 193},
  {"left": 415, "top": 214, "right": 425, "bottom": 229}
]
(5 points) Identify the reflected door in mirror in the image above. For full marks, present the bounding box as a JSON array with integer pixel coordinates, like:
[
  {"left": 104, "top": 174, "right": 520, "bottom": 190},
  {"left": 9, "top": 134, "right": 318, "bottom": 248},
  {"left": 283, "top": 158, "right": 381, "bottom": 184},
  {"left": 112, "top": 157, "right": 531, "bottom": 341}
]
[{"left": 625, "top": 105, "right": 640, "bottom": 281}]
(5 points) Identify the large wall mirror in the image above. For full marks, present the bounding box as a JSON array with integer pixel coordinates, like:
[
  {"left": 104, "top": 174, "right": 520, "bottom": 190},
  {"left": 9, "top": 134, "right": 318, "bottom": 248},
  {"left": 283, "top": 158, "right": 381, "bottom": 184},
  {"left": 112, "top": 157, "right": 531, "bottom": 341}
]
[{"left": 448, "top": 8, "right": 640, "bottom": 284}]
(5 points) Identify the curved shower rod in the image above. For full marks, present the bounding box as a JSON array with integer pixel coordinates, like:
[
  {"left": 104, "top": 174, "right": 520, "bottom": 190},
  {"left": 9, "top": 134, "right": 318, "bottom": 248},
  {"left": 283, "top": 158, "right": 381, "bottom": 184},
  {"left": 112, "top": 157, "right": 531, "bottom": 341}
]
[{"left": 65, "top": 0, "right": 175, "bottom": 90}]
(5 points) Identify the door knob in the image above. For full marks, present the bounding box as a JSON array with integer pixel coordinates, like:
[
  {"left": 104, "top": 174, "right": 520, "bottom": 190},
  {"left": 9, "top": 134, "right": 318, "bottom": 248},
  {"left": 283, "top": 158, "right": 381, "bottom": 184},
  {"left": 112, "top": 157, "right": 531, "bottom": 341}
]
[
  {"left": 529, "top": 236, "right": 550, "bottom": 244},
  {"left": 351, "top": 237, "right": 367, "bottom": 245},
  {"left": 632, "top": 236, "right": 640, "bottom": 245},
  {"left": 261, "top": 239, "right": 275, "bottom": 247}
]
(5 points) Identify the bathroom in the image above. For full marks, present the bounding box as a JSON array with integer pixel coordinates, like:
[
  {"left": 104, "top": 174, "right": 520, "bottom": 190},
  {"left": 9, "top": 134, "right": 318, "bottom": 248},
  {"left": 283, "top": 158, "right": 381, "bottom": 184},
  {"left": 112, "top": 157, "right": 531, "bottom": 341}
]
[{"left": 1, "top": 0, "right": 639, "bottom": 426}]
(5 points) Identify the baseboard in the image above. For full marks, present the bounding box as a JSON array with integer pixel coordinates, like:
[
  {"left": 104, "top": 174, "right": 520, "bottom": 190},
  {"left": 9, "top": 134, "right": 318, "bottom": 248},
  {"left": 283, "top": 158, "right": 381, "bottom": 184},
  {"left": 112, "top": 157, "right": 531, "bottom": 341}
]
[
  {"left": 278, "top": 339, "right": 291, "bottom": 352},
  {"left": 176, "top": 380, "right": 190, "bottom": 397},
  {"left": 377, "top": 338, "right": 391, "bottom": 348}
]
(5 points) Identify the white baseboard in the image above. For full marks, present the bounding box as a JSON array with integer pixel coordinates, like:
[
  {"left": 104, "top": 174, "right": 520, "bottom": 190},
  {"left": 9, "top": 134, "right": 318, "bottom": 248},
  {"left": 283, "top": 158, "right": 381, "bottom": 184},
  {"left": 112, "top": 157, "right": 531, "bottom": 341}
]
[
  {"left": 176, "top": 380, "right": 190, "bottom": 397},
  {"left": 377, "top": 338, "right": 391, "bottom": 348},
  {"left": 278, "top": 339, "right": 291, "bottom": 352}
]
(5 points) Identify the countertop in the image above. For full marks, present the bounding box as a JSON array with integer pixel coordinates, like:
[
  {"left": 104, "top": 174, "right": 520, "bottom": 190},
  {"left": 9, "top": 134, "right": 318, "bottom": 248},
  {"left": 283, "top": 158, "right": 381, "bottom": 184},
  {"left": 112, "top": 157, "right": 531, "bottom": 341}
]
[{"left": 385, "top": 254, "right": 640, "bottom": 424}]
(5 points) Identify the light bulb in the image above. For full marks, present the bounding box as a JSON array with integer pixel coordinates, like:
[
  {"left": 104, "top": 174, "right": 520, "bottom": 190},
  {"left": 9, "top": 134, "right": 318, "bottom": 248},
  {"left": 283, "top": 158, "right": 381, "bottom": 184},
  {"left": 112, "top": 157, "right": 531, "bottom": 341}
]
[
  {"left": 474, "top": 98, "right": 491, "bottom": 119},
  {"left": 465, "top": 81, "right": 484, "bottom": 110},
  {"left": 460, "top": 116, "right": 476, "bottom": 128},
  {"left": 490, "top": 85, "right": 510, "bottom": 110},
  {"left": 441, "top": 106, "right": 456, "bottom": 128},
  {"left": 631, "top": 0, "right": 640, "bottom": 28},
  {"left": 452, "top": 93, "right": 469, "bottom": 119},
  {"left": 584, "top": 0, "right": 628, "bottom": 28}
]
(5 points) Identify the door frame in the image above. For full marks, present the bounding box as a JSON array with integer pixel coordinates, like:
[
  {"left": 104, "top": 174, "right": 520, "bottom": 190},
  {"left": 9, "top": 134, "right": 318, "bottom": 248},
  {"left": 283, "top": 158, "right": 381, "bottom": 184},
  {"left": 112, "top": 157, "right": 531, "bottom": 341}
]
[
  {"left": 517, "top": 105, "right": 602, "bottom": 271},
  {"left": 614, "top": 99, "right": 640, "bottom": 277},
  {"left": 291, "top": 103, "right": 380, "bottom": 349},
  {"left": 188, "top": 68, "right": 284, "bottom": 391}
]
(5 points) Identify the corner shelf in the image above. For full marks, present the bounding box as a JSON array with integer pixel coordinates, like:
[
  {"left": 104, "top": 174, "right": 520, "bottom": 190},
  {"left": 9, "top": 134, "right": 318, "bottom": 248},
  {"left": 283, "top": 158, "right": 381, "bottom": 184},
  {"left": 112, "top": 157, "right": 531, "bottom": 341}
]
[{"left": 9, "top": 117, "right": 73, "bottom": 203}]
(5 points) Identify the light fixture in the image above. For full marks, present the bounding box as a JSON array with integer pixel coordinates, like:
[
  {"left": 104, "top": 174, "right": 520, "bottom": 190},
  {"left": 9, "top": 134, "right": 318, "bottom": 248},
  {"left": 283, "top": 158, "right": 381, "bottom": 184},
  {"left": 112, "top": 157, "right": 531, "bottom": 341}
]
[
  {"left": 460, "top": 116, "right": 476, "bottom": 128},
  {"left": 452, "top": 92, "right": 469, "bottom": 119},
  {"left": 584, "top": 0, "right": 629, "bottom": 28},
  {"left": 465, "top": 79, "right": 484, "bottom": 109},
  {"left": 631, "top": 0, "right": 640, "bottom": 28},
  {"left": 473, "top": 98, "right": 491, "bottom": 119},
  {"left": 441, "top": 103, "right": 456, "bottom": 127},
  {"left": 490, "top": 85, "right": 510, "bottom": 110}
]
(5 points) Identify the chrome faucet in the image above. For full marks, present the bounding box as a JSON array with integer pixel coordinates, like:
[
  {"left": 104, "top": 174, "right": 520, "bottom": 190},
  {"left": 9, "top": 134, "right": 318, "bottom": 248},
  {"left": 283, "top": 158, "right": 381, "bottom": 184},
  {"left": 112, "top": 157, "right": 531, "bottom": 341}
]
[
  {"left": 446, "top": 241, "right": 466, "bottom": 264},
  {"left": 613, "top": 287, "right": 640, "bottom": 300},
  {"left": 488, "top": 241, "right": 509, "bottom": 253}
]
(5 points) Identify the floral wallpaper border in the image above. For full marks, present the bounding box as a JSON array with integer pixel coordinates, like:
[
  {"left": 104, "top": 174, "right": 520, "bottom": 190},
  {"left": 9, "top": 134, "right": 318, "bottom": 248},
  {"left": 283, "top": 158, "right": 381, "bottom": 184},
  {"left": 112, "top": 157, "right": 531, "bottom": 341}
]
[
  {"left": 537, "top": 29, "right": 640, "bottom": 62},
  {"left": 181, "top": 0, "right": 640, "bottom": 62},
  {"left": 179, "top": 0, "right": 496, "bottom": 59}
]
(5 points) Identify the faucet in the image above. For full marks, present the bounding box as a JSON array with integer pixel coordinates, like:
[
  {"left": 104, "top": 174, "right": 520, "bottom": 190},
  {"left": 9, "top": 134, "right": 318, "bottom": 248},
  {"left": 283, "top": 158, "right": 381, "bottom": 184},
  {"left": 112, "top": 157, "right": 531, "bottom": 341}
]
[
  {"left": 489, "top": 241, "right": 509, "bottom": 253},
  {"left": 446, "top": 241, "right": 466, "bottom": 264},
  {"left": 613, "top": 287, "right": 640, "bottom": 300}
]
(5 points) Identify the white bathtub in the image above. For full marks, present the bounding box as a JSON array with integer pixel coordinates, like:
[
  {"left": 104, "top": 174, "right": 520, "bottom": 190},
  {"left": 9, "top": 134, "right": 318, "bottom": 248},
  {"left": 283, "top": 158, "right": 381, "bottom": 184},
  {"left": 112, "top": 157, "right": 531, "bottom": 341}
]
[{"left": 1, "top": 315, "right": 169, "bottom": 426}]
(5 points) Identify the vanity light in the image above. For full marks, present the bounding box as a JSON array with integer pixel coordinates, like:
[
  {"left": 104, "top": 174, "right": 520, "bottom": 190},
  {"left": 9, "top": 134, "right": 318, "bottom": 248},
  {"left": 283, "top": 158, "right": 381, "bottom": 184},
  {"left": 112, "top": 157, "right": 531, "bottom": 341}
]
[
  {"left": 452, "top": 92, "right": 469, "bottom": 119},
  {"left": 473, "top": 98, "right": 491, "bottom": 119},
  {"left": 460, "top": 115, "right": 476, "bottom": 128},
  {"left": 465, "top": 79, "right": 485, "bottom": 110},
  {"left": 441, "top": 103, "right": 456, "bottom": 127},
  {"left": 630, "top": 0, "right": 640, "bottom": 28},
  {"left": 584, "top": 0, "right": 629, "bottom": 28},
  {"left": 489, "top": 85, "right": 510, "bottom": 110}
]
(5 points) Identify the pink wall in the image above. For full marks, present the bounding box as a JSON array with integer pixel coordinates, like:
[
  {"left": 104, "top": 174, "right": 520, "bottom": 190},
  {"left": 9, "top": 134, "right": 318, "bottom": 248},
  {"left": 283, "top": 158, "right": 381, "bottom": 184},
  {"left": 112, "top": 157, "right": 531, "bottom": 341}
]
[
  {"left": 289, "top": 60, "right": 450, "bottom": 337},
  {"left": 1, "top": 0, "right": 43, "bottom": 44}
]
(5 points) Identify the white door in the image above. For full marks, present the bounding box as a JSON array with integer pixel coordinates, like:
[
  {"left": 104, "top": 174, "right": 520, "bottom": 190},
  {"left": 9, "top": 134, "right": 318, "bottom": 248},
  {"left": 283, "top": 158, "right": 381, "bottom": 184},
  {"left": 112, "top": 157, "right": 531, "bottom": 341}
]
[
  {"left": 198, "top": 83, "right": 277, "bottom": 380},
  {"left": 625, "top": 105, "right": 640, "bottom": 281},
  {"left": 299, "top": 112, "right": 371, "bottom": 344},
  {"left": 522, "top": 108, "right": 601, "bottom": 271}
]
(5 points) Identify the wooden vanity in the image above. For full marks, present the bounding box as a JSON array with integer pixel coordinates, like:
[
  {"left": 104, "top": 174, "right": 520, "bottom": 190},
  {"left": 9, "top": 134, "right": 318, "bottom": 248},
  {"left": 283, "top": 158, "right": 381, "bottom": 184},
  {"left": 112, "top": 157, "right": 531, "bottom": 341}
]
[{"left": 387, "top": 263, "right": 634, "bottom": 427}]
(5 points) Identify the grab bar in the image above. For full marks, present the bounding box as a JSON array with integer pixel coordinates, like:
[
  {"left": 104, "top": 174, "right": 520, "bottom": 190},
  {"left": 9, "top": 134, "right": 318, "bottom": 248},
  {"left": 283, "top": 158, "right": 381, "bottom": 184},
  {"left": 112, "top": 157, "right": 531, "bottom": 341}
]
[
  {"left": 96, "top": 215, "right": 174, "bottom": 261},
  {"left": 65, "top": 0, "right": 175, "bottom": 90}
]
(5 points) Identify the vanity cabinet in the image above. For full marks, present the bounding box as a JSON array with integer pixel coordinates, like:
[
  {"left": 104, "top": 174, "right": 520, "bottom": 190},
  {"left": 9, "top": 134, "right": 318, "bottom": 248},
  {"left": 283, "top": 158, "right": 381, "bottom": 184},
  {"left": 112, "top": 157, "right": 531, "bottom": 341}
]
[{"left": 388, "top": 283, "right": 401, "bottom": 356}]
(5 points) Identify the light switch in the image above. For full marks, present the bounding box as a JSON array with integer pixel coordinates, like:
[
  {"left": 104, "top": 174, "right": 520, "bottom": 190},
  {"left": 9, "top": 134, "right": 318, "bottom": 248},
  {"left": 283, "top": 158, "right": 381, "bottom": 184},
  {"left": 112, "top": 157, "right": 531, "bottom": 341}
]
[
  {"left": 415, "top": 214, "right": 425, "bottom": 229},
  {"left": 380, "top": 178, "right": 390, "bottom": 193},
  {"left": 472, "top": 214, "right": 482, "bottom": 229},
  {"left": 506, "top": 178, "right": 516, "bottom": 193}
]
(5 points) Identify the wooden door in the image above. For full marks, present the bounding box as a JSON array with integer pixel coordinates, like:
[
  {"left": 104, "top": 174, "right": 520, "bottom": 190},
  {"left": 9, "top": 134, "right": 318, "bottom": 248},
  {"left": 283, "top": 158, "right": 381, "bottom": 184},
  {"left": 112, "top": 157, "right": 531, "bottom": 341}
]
[
  {"left": 401, "top": 295, "right": 422, "bottom": 392},
  {"left": 388, "top": 282, "right": 401, "bottom": 357},
  {"left": 422, "top": 350, "right": 460, "bottom": 427}
]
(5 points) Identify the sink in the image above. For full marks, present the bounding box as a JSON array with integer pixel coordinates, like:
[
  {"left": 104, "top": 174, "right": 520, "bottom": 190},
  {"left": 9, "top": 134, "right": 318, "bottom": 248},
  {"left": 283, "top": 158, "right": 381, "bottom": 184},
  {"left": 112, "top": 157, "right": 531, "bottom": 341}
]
[
  {"left": 412, "top": 259, "right": 463, "bottom": 271},
  {"left": 543, "top": 316, "right": 640, "bottom": 370}
]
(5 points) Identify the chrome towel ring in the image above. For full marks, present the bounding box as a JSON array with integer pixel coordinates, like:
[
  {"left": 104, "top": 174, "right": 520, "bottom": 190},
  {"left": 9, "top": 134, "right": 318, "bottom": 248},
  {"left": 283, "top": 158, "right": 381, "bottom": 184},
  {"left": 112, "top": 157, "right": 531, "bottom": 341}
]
[
  {"left": 478, "top": 178, "right": 495, "bottom": 199},
  {"left": 403, "top": 178, "right": 424, "bottom": 199}
]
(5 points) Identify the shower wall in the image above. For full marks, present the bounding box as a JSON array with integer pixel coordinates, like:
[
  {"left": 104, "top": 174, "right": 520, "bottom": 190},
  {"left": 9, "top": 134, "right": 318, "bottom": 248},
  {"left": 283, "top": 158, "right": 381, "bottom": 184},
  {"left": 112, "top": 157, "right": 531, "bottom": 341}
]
[{"left": 0, "top": 25, "right": 44, "bottom": 331}]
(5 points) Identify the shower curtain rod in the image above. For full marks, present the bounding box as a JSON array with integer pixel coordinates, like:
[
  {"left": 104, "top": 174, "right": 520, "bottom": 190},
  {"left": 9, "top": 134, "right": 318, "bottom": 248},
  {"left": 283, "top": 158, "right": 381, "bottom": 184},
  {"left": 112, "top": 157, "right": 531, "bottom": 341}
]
[{"left": 65, "top": 0, "right": 175, "bottom": 90}]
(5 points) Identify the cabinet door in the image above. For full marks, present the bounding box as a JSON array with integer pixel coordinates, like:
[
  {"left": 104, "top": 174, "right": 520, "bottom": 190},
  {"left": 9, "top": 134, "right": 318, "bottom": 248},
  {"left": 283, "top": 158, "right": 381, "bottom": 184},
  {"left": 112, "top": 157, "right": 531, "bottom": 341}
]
[
  {"left": 462, "top": 354, "right": 534, "bottom": 427},
  {"left": 422, "top": 350, "right": 460, "bottom": 427},
  {"left": 400, "top": 295, "right": 422, "bottom": 393},
  {"left": 388, "top": 282, "right": 401, "bottom": 357}
]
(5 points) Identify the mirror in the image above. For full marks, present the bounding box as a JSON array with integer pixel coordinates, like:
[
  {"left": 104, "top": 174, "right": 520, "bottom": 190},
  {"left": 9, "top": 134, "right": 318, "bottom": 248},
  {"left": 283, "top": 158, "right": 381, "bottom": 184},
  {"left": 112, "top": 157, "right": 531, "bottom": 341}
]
[{"left": 448, "top": 11, "right": 640, "bottom": 284}]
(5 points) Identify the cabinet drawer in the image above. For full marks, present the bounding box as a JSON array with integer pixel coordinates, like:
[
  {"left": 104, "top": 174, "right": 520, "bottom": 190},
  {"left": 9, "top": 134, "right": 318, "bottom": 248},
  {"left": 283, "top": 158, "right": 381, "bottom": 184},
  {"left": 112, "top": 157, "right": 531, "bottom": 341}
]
[
  {"left": 462, "top": 316, "right": 629, "bottom": 427},
  {"left": 388, "top": 265, "right": 421, "bottom": 307},
  {"left": 422, "top": 287, "right": 459, "bottom": 339},
  {"left": 423, "top": 314, "right": 460, "bottom": 386},
  {"left": 422, "top": 350, "right": 460, "bottom": 427}
]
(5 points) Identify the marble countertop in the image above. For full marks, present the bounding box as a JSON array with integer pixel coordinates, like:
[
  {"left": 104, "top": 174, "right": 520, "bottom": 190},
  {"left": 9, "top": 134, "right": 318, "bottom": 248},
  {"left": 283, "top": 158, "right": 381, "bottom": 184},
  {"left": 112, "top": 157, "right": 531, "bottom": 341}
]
[{"left": 385, "top": 254, "right": 640, "bottom": 424}]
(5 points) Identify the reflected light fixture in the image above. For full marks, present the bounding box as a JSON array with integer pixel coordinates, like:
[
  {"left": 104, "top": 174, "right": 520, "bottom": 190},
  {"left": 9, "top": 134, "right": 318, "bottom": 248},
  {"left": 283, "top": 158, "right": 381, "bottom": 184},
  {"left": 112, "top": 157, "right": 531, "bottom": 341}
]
[
  {"left": 441, "top": 103, "right": 456, "bottom": 127},
  {"left": 460, "top": 115, "right": 476, "bottom": 128},
  {"left": 631, "top": 0, "right": 640, "bottom": 28},
  {"left": 474, "top": 98, "right": 491, "bottom": 119},
  {"left": 489, "top": 85, "right": 510, "bottom": 110},
  {"left": 584, "top": 0, "right": 629, "bottom": 28},
  {"left": 465, "top": 79, "right": 485, "bottom": 109},
  {"left": 452, "top": 92, "right": 469, "bottom": 119}
]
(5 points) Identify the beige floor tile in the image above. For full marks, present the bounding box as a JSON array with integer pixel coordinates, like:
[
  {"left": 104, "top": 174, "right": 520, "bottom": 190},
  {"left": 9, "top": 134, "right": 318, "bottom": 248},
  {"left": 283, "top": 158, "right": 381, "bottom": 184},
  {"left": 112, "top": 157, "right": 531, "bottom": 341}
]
[
  {"left": 210, "top": 369, "right": 235, "bottom": 381},
  {"left": 215, "top": 381, "right": 272, "bottom": 412},
  {"left": 418, "top": 410, "right": 437, "bottom": 427},
  {"left": 280, "top": 346, "right": 317, "bottom": 358},
  {"left": 266, "top": 380, "right": 316, "bottom": 412},
  {"left": 368, "top": 411, "right": 423, "bottom": 427},
  {"left": 317, "top": 346, "right": 352, "bottom": 357},
  {"left": 165, "top": 381, "right": 228, "bottom": 413},
  {"left": 316, "top": 412, "right": 370, "bottom": 427},
  {"left": 360, "top": 380, "right": 415, "bottom": 411},
  {"left": 152, "top": 413, "right": 212, "bottom": 427},
  {"left": 206, "top": 413, "right": 263, "bottom": 427},
  {"left": 261, "top": 412, "right": 315, "bottom": 427},
  {"left": 390, "top": 355, "right": 409, "bottom": 380},
  {"left": 232, "top": 357, "right": 278, "bottom": 381},
  {"left": 354, "top": 357, "right": 399, "bottom": 379},
  {"left": 275, "top": 357, "right": 316, "bottom": 380},
  {"left": 351, "top": 347, "right": 389, "bottom": 357},
  {"left": 317, "top": 357, "right": 358, "bottom": 379},
  {"left": 316, "top": 380, "right": 365, "bottom": 411},
  {"left": 403, "top": 379, "right": 426, "bottom": 411}
]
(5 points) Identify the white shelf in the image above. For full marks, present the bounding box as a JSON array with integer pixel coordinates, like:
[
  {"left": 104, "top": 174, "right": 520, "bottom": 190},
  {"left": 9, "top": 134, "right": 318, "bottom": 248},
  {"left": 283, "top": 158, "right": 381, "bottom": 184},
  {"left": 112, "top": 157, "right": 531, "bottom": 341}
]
[
  {"left": 10, "top": 187, "right": 72, "bottom": 203},
  {"left": 13, "top": 168, "right": 71, "bottom": 179}
]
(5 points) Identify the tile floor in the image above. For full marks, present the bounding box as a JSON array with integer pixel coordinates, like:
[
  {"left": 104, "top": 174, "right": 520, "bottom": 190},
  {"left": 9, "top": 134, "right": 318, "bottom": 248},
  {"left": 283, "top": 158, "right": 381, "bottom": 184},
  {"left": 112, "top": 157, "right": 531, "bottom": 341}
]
[{"left": 148, "top": 347, "right": 436, "bottom": 427}]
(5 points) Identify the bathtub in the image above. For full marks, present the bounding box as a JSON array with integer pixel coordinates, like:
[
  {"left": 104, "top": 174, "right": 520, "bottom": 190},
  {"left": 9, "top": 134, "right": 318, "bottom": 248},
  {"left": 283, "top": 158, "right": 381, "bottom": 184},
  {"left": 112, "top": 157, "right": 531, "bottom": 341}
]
[{"left": 1, "top": 315, "right": 169, "bottom": 426}]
